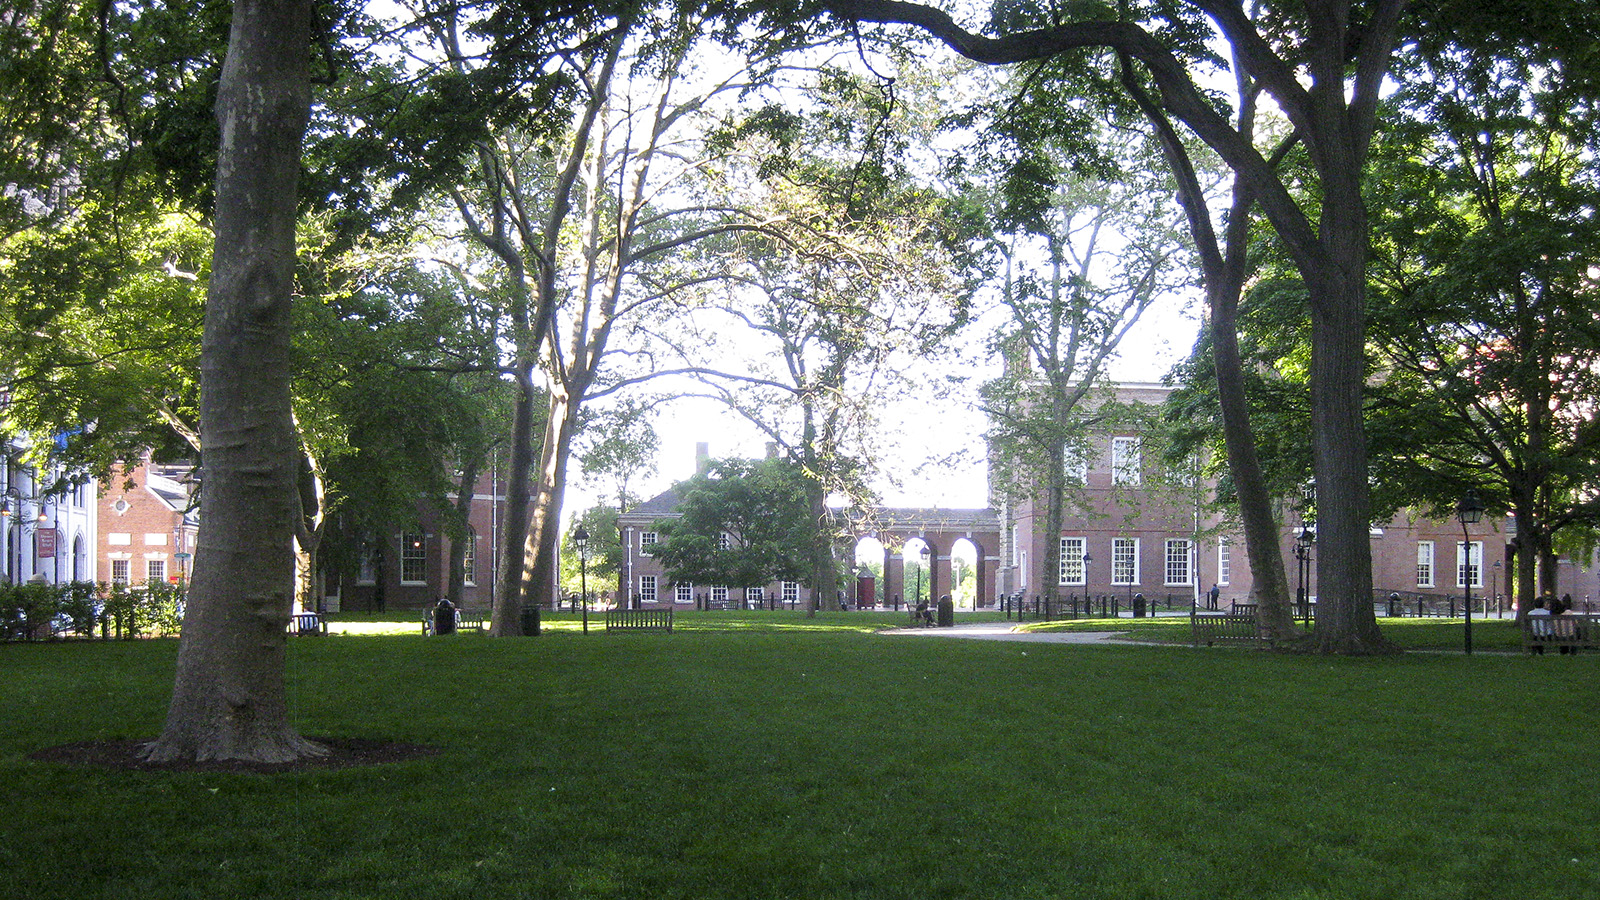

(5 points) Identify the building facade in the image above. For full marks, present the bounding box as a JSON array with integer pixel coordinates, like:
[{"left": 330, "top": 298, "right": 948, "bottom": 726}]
[
  {"left": 4, "top": 446, "right": 96, "bottom": 585},
  {"left": 96, "top": 458, "right": 196, "bottom": 589}
]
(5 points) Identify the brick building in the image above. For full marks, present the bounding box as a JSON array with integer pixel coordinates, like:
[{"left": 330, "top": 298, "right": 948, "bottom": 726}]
[{"left": 96, "top": 457, "right": 196, "bottom": 588}]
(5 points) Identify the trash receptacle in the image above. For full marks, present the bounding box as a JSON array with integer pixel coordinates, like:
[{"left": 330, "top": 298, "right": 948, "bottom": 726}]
[
  {"left": 1132, "top": 593, "right": 1147, "bottom": 618},
  {"left": 936, "top": 594, "right": 955, "bottom": 627},
  {"left": 521, "top": 606, "right": 541, "bottom": 636}
]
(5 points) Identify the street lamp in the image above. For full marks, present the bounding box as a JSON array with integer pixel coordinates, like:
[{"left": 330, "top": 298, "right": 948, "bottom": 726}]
[
  {"left": 1082, "top": 552, "right": 1093, "bottom": 616},
  {"left": 574, "top": 523, "right": 590, "bottom": 634},
  {"left": 1457, "top": 490, "right": 1485, "bottom": 655},
  {"left": 1491, "top": 560, "right": 1503, "bottom": 619},
  {"left": 1294, "top": 527, "right": 1315, "bottom": 626}
]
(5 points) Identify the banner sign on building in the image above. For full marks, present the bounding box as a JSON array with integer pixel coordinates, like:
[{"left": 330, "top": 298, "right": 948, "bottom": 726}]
[{"left": 37, "top": 528, "right": 56, "bottom": 558}]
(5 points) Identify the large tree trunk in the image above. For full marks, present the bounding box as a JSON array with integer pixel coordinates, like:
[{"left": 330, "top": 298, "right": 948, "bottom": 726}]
[
  {"left": 445, "top": 452, "right": 484, "bottom": 605},
  {"left": 490, "top": 373, "right": 538, "bottom": 635},
  {"left": 141, "top": 0, "right": 325, "bottom": 763}
]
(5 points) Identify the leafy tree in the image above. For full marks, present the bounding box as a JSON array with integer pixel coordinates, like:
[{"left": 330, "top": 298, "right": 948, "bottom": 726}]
[
  {"left": 653, "top": 458, "right": 818, "bottom": 592},
  {"left": 559, "top": 504, "right": 623, "bottom": 603}
]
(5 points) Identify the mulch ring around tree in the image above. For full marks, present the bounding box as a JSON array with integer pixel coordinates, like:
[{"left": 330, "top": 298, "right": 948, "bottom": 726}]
[{"left": 28, "top": 738, "right": 441, "bottom": 774}]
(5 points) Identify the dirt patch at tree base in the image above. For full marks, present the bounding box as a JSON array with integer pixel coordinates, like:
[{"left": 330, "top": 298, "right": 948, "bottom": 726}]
[{"left": 28, "top": 738, "right": 441, "bottom": 774}]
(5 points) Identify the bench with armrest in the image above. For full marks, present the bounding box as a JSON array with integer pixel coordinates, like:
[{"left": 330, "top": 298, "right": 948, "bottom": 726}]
[
  {"left": 604, "top": 608, "right": 673, "bottom": 632},
  {"left": 1523, "top": 614, "right": 1599, "bottom": 654},
  {"left": 1191, "top": 612, "right": 1271, "bottom": 648},
  {"left": 287, "top": 612, "right": 327, "bottom": 636},
  {"left": 422, "top": 608, "right": 488, "bottom": 635}
]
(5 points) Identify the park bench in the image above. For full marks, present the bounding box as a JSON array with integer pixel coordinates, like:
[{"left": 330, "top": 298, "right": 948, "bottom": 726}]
[
  {"left": 605, "top": 608, "right": 673, "bottom": 632},
  {"left": 287, "top": 612, "right": 327, "bottom": 636},
  {"left": 1522, "top": 614, "right": 1600, "bottom": 654},
  {"left": 422, "top": 608, "right": 488, "bottom": 636},
  {"left": 1191, "top": 613, "right": 1270, "bottom": 648}
]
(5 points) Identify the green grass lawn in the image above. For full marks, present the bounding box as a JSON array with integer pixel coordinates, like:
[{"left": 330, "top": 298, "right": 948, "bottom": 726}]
[{"left": 2, "top": 616, "right": 1593, "bottom": 899}]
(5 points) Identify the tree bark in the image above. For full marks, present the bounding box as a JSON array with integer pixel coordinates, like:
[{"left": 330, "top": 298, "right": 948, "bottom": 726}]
[{"left": 141, "top": 0, "right": 326, "bottom": 762}]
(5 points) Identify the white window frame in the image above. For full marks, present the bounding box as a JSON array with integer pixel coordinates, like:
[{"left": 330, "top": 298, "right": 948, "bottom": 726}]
[
  {"left": 781, "top": 581, "right": 800, "bottom": 605},
  {"left": 639, "top": 531, "right": 658, "bottom": 556},
  {"left": 1112, "top": 437, "right": 1142, "bottom": 486},
  {"left": 711, "top": 585, "right": 728, "bottom": 605},
  {"left": 747, "top": 586, "right": 765, "bottom": 607},
  {"left": 675, "top": 583, "right": 693, "bottom": 604},
  {"left": 1062, "top": 446, "right": 1088, "bottom": 485},
  {"left": 1058, "top": 537, "right": 1086, "bottom": 585},
  {"left": 111, "top": 558, "right": 130, "bottom": 585},
  {"left": 357, "top": 546, "right": 376, "bottom": 585},
  {"left": 1457, "top": 541, "right": 1482, "bottom": 589},
  {"left": 146, "top": 558, "right": 166, "bottom": 584},
  {"left": 1112, "top": 538, "right": 1140, "bottom": 586},
  {"left": 717, "top": 532, "right": 732, "bottom": 551},
  {"left": 638, "top": 575, "right": 657, "bottom": 603},
  {"left": 1217, "top": 539, "right": 1231, "bottom": 587},
  {"left": 1416, "top": 541, "right": 1435, "bottom": 588},
  {"left": 1165, "top": 539, "right": 1193, "bottom": 587},
  {"left": 400, "top": 531, "right": 427, "bottom": 584},
  {"left": 462, "top": 529, "right": 477, "bottom": 586}
]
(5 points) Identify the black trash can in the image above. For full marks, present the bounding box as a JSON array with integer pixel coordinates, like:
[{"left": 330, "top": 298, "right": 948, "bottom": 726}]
[
  {"left": 1132, "top": 593, "right": 1147, "bottom": 618},
  {"left": 936, "top": 595, "right": 955, "bottom": 627},
  {"left": 521, "top": 606, "right": 541, "bottom": 636}
]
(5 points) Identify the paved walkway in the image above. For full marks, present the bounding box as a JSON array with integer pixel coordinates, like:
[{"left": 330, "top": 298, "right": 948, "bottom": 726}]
[{"left": 880, "top": 622, "right": 1128, "bottom": 644}]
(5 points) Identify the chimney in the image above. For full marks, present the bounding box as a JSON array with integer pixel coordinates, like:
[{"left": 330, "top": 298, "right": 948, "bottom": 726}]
[{"left": 695, "top": 442, "right": 710, "bottom": 475}]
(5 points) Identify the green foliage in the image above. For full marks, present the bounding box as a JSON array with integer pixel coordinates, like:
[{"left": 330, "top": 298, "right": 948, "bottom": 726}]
[
  {"left": 654, "top": 458, "right": 820, "bottom": 590},
  {"left": 559, "top": 505, "right": 622, "bottom": 600}
]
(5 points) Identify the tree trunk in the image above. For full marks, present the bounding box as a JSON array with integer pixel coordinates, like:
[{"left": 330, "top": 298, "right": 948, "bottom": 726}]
[
  {"left": 141, "top": 0, "right": 325, "bottom": 762},
  {"left": 445, "top": 452, "right": 484, "bottom": 605},
  {"left": 490, "top": 373, "right": 538, "bottom": 635}
]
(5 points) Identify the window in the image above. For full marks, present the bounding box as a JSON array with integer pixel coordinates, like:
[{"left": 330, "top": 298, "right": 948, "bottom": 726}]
[
  {"left": 638, "top": 575, "right": 657, "bottom": 603},
  {"left": 111, "top": 559, "right": 130, "bottom": 585},
  {"left": 1218, "top": 539, "right": 1231, "bottom": 587},
  {"left": 1165, "top": 539, "right": 1192, "bottom": 586},
  {"left": 357, "top": 546, "right": 376, "bottom": 585},
  {"left": 400, "top": 531, "right": 427, "bottom": 584},
  {"left": 147, "top": 558, "right": 166, "bottom": 584},
  {"left": 1062, "top": 446, "right": 1088, "bottom": 484},
  {"left": 1058, "top": 537, "right": 1086, "bottom": 585},
  {"left": 717, "top": 532, "right": 732, "bottom": 551},
  {"left": 462, "top": 529, "right": 477, "bottom": 586},
  {"left": 640, "top": 531, "right": 658, "bottom": 556},
  {"left": 781, "top": 581, "right": 800, "bottom": 605},
  {"left": 711, "top": 585, "right": 728, "bottom": 605},
  {"left": 1112, "top": 538, "right": 1139, "bottom": 586},
  {"left": 747, "top": 586, "right": 765, "bottom": 608},
  {"left": 1457, "top": 541, "right": 1482, "bottom": 589},
  {"left": 1112, "top": 437, "right": 1142, "bottom": 486},
  {"left": 676, "top": 583, "right": 693, "bottom": 604},
  {"left": 1416, "top": 541, "right": 1435, "bottom": 588}
]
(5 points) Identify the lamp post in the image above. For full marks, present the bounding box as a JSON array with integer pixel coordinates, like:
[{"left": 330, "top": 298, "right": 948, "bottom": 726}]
[
  {"left": 574, "top": 523, "right": 590, "bottom": 634},
  {"left": 1294, "top": 527, "right": 1315, "bottom": 627},
  {"left": 1082, "top": 552, "right": 1092, "bottom": 617},
  {"left": 0, "top": 488, "right": 19, "bottom": 584},
  {"left": 1491, "top": 560, "right": 1502, "bottom": 619},
  {"left": 1457, "top": 490, "right": 1485, "bottom": 655}
]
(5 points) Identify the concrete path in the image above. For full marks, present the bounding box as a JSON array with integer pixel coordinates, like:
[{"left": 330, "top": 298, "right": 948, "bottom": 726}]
[{"left": 880, "top": 622, "right": 1128, "bottom": 644}]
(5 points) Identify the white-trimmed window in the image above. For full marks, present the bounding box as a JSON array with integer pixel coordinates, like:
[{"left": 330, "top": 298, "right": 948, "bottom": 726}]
[
  {"left": 639, "top": 531, "right": 658, "bottom": 556},
  {"left": 717, "top": 532, "right": 732, "bottom": 551},
  {"left": 1059, "top": 537, "right": 1086, "bottom": 585},
  {"left": 711, "top": 585, "right": 728, "bottom": 605},
  {"left": 747, "top": 586, "right": 765, "bottom": 607},
  {"left": 1112, "top": 538, "right": 1140, "bottom": 585},
  {"left": 1457, "top": 541, "right": 1482, "bottom": 589},
  {"left": 462, "top": 529, "right": 477, "bottom": 585},
  {"left": 675, "top": 583, "right": 693, "bottom": 604},
  {"left": 1112, "top": 437, "right": 1142, "bottom": 486},
  {"left": 146, "top": 558, "right": 166, "bottom": 584},
  {"left": 781, "top": 581, "right": 800, "bottom": 605},
  {"left": 1416, "top": 541, "right": 1435, "bottom": 588},
  {"left": 400, "top": 531, "right": 427, "bottom": 584},
  {"left": 111, "top": 558, "right": 130, "bottom": 585},
  {"left": 638, "top": 575, "right": 657, "bottom": 603},
  {"left": 1063, "top": 446, "right": 1088, "bottom": 484},
  {"left": 1165, "top": 539, "right": 1192, "bottom": 586},
  {"left": 1217, "top": 539, "right": 1231, "bottom": 586}
]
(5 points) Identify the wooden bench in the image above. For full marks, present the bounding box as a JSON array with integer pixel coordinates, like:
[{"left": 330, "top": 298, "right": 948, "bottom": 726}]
[
  {"left": 1523, "top": 614, "right": 1599, "bottom": 654},
  {"left": 422, "top": 608, "right": 488, "bottom": 636},
  {"left": 1191, "top": 613, "right": 1269, "bottom": 648},
  {"left": 605, "top": 608, "right": 673, "bottom": 632},
  {"left": 287, "top": 612, "right": 327, "bottom": 636}
]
